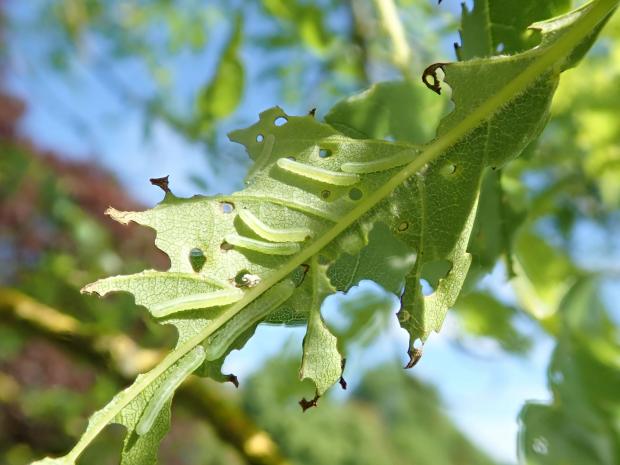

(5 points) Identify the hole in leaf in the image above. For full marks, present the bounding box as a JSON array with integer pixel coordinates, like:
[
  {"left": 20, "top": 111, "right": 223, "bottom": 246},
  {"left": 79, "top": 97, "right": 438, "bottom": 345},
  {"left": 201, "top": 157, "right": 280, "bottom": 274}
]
[
  {"left": 319, "top": 149, "right": 331, "bottom": 158},
  {"left": 287, "top": 156, "right": 296, "bottom": 161},
  {"left": 256, "top": 134, "right": 264, "bottom": 143},
  {"left": 440, "top": 163, "right": 457, "bottom": 176},
  {"left": 397, "top": 221, "right": 409, "bottom": 232},
  {"left": 321, "top": 190, "right": 331, "bottom": 199},
  {"left": 419, "top": 279, "right": 435, "bottom": 296},
  {"left": 274, "top": 116, "right": 287, "bottom": 126},
  {"left": 420, "top": 259, "right": 452, "bottom": 289},
  {"left": 348, "top": 188, "right": 363, "bottom": 201},
  {"left": 221, "top": 202, "right": 235, "bottom": 214},
  {"left": 189, "top": 248, "right": 206, "bottom": 272},
  {"left": 496, "top": 42, "right": 505, "bottom": 53}
]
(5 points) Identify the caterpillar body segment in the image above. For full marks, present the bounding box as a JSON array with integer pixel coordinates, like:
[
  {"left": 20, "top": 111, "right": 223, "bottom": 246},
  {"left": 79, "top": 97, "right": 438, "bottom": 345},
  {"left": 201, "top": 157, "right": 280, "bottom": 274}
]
[
  {"left": 247, "top": 134, "right": 276, "bottom": 180},
  {"left": 276, "top": 158, "right": 360, "bottom": 186},
  {"left": 136, "top": 346, "right": 206, "bottom": 436},
  {"left": 151, "top": 289, "right": 244, "bottom": 318},
  {"left": 204, "top": 280, "right": 295, "bottom": 361},
  {"left": 238, "top": 209, "right": 312, "bottom": 243},
  {"left": 341, "top": 149, "right": 419, "bottom": 174},
  {"left": 225, "top": 233, "right": 301, "bottom": 255}
]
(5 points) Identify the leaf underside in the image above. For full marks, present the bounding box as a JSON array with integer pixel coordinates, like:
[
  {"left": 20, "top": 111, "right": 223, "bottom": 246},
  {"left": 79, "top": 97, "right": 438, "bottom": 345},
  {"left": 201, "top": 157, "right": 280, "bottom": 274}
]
[{"left": 32, "top": 1, "right": 618, "bottom": 464}]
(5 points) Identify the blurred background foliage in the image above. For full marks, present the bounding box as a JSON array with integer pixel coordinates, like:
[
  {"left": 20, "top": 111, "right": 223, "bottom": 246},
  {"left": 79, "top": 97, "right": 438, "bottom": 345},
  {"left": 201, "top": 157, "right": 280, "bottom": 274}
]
[{"left": 0, "top": 1, "right": 618, "bottom": 465}]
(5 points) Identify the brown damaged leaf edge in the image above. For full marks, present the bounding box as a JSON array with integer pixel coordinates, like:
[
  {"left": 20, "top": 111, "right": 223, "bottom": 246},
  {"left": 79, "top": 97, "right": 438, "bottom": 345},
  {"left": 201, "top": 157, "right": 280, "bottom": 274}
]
[
  {"left": 422, "top": 62, "right": 449, "bottom": 95},
  {"left": 226, "top": 373, "right": 240, "bottom": 388},
  {"left": 405, "top": 346, "right": 424, "bottom": 369},
  {"left": 297, "top": 263, "right": 310, "bottom": 287},
  {"left": 149, "top": 175, "right": 171, "bottom": 193},
  {"left": 339, "top": 358, "right": 347, "bottom": 390},
  {"left": 299, "top": 393, "right": 320, "bottom": 412}
]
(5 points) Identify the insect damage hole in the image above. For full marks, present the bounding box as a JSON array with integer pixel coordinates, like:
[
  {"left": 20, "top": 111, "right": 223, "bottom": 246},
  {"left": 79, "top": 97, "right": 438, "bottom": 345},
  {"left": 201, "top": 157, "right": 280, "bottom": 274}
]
[
  {"left": 440, "top": 163, "right": 457, "bottom": 177},
  {"left": 256, "top": 134, "right": 264, "bottom": 142},
  {"left": 348, "top": 188, "right": 363, "bottom": 201},
  {"left": 220, "top": 201, "right": 235, "bottom": 214},
  {"left": 319, "top": 148, "right": 332, "bottom": 159},
  {"left": 397, "top": 221, "right": 409, "bottom": 232},
  {"left": 189, "top": 248, "right": 206, "bottom": 272},
  {"left": 419, "top": 278, "right": 435, "bottom": 296},
  {"left": 274, "top": 116, "right": 287, "bottom": 126}
]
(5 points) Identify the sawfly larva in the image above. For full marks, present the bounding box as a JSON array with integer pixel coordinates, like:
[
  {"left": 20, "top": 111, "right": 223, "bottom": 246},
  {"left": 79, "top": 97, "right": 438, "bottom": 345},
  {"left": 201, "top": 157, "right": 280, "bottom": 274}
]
[
  {"left": 341, "top": 149, "right": 418, "bottom": 174},
  {"left": 136, "top": 346, "right": 206, "bottom": 436},
  {"left": 225, "top": 234, "right": 300, "bottom": 255},
  {"left": 151, "top": 289, "right": 244, "bottom": 318},
  {"left": 277, "top": 158, "right": 360, "bottom": 186},
  {"left": 238, "top": 209, "right": 312, "bottom": 242},
  {"left": 247, "top": 134, "right": 275, "bottom": 178},
  {"left": 204, "top": 280, "right": 295, "bottom": 361}
]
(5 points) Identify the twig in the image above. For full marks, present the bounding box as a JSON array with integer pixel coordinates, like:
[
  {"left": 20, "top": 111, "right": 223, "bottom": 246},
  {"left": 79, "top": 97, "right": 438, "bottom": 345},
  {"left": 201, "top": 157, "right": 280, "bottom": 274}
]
[{"left": 372, "top": 0, "right": 412, "bottom": 76}]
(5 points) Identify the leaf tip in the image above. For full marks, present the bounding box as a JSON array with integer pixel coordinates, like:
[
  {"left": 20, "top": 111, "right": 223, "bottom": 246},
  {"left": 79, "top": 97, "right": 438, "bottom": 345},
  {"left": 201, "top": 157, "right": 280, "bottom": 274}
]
[
  {"left": 405, "top": 344, "right": 424, "bottom": 369},
  {"left": 225, "top": 373, "right": 240, "bottom": 388}
]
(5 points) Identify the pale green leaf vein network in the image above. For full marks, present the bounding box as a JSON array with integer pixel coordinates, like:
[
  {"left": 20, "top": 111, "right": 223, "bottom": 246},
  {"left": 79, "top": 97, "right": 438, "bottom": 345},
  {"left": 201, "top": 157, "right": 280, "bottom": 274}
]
[{"left": 59, "top": 0, "right": 618, "bottom": 461}]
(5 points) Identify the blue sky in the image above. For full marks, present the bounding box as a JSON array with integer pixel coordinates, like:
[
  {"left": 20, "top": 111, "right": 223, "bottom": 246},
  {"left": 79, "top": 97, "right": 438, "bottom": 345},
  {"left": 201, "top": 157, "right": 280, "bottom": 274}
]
[{"left": 3, "top": 1, "right": 560, "bottom": 463}]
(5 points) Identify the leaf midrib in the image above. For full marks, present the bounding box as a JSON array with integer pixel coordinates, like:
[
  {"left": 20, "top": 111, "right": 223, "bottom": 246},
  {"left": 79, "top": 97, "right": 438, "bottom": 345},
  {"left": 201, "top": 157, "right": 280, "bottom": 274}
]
[{"left": 66, "top": 0, "right": 618, "bottom": 460}]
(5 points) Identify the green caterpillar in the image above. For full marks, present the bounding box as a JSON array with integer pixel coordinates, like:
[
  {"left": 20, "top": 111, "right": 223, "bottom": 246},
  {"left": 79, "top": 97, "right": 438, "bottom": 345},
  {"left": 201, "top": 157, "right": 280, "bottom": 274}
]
[
  {"left": 225, "top": 233, "right": 301, "bottom": 255},
  {"left": 238, "top": 208, "right": 312, "bottom": 242},
  {"left": 204, "top": 280, "right": 295, "bottom": 361},
  {"left": 277, "top": 157, "right": 360, "bottom": 186},
  {"left": 136, "top": 346, "right": 206, "bottom": 436},
  {"left": 150, "top": 289, "right": 244, "bottom": 318}
]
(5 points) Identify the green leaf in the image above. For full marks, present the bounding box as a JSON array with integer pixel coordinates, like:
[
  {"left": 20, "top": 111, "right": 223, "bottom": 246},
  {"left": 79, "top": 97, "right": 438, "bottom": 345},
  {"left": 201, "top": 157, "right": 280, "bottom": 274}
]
[
  {"left": 328, "top": 223, "right": 415, "bottom": 295},
  {"left": 465, "top": 170, "right": 525, "bottom": 284},
  {"left": 324, "top": 80, "right": 444, "bottom": 144},
  {"left": 194, "top": 16, "right": 244, "bottom": 136},
  {"left": 518, "top": 278, "right": 620, "bottom": 465},
  {"left": 300, "top": 258, "right": 342, "bottom": 398},
  {"left": 34, "top": 1, "right": 619, "bottom": 463},
  {"left": 453, "top": 292, "right": 531, "bottom": 353},
  {"left": 456, "top": 0, "right": 569, "bottom": 282},
  {"left": 262, "top": 0, "right": 330, "bottom": 53},
  {"left": 457, "top": 0, "right": 571, "bottom": 59},
  {"left": 512, "top": 230, "right": 578, "bottom": 319}
]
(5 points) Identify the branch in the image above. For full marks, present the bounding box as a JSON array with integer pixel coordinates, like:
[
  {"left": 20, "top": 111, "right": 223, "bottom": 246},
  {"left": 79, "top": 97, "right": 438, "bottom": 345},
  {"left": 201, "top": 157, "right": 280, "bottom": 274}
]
[{"left": 372, "top": 0, "right": 412, "bottom": 76}]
